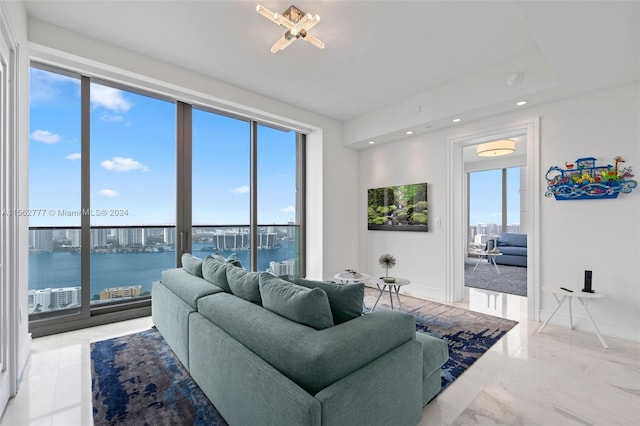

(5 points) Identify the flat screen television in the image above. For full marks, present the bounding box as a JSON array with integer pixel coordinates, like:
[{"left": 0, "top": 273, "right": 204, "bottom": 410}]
[{"left": 367, "top": 182, "right": 428, "bottom": 232}]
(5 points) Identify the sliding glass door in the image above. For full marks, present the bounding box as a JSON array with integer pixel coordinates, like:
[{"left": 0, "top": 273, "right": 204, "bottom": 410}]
[
  {"left": 256, "top": 124, "right": 301, "bottom": 276},
  {"left": 89, "top": 81, "right": 176, "bottom": 306},
  {"left": 188, "top": 109, "right": 303, "bottom": 275},
  {"left": 28, "top": 63, "right": 305, "bottom": 334},
  {"left": 29, "top": 67, "right": 83, "bottom": 318},
  {"left": 191, "top": 108, "right": 251, "bottom": 265}
]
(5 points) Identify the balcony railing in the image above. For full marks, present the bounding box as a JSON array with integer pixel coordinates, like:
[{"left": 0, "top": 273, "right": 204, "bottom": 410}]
[{"left": 28, "top": 224, "right": 301, "bottom": 316}]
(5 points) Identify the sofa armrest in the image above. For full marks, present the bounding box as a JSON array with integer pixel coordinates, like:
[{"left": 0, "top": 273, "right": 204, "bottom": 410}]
[{"left": 315, "top": 340, "right": 422, "bottom": 426}]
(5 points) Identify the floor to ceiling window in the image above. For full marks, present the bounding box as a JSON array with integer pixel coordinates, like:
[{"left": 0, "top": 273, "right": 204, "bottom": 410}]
[
  {"left": 256, "top": 124, "right": 301, "bottom": 276},
  {"left": 468, "top": 167, "right": 521, "bottom": 250},
  {"left": 89, "top": 81, "right": 176, "bottom": 306},
  {"left": 191, "top": 108, "right": 251, "bottom": 265},
  {"left": 28, "top": 64, "right": 305, "bottom": 335},
  {"left": 29, "top": 66, "right": 82, "bottom": 318}
]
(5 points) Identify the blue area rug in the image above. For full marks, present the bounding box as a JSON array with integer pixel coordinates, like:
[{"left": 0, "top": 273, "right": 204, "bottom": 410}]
[
  {"left": 91, "top": 307, "right": 517, "bottom": 424},
  {"left": 408, "top": 302, "right": 518, "bottom": 390},
  {"left": 91, "top": 327, "right": 227, "bottom": 426}
]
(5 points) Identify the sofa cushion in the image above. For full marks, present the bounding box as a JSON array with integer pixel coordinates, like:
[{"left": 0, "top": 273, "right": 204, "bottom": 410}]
[
  {"left": 260, "top": 274, "right": 334, "bottom": 330},
  {"left": 287, "top": 277, "right": 363, "bottom": 325},
  {"left": 160, "top": 268, "right": 224, "bottom": 309},
  {"left": 497, "top": 232, "right": 527, "bottom": 248},
  {"left": 497, "top": 246, "right": 527, "bottom": 257},
  {"left": 181, "top": 253, "right": 203, "bottom": 277},
  {"left": 202, "top": 256, "right": 231, "bottom": 292},
  {"left": 208, "top": 253, "right": 243, "bottom": 268},
  {"left": 225, "top": 253, "right": 243, "bottom": 268},
  {"left": 226, "top": 267, "right": 263, "bottom": 305}
]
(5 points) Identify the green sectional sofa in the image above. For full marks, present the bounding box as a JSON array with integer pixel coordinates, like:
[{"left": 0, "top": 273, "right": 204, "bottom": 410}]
[{"left": 152, "top": 254, "right": 448, "bottom": 426}]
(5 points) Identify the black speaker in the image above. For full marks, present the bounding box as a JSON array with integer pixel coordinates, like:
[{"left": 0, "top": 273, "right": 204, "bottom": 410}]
[{"left": 582, "top": 270, "right": 594, "bottom": 293}]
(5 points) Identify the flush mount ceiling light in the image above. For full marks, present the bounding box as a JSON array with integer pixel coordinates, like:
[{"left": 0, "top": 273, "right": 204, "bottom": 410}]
[
  {"left": 476, "top": 139, "right": 516, "bottom": 157},
  {"left": 256, "top": 4, "right": 324, "bottom": 53}
]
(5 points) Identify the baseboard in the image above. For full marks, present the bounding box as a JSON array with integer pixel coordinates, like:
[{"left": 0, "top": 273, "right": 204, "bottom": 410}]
[{"left": 537, "top": 309, "right": 640, "bottom": 344}]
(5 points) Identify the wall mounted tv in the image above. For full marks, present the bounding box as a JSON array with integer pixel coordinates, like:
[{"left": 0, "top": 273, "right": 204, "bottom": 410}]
[{"left": 367, "top": 182, "right": 428, "bottom": 232}]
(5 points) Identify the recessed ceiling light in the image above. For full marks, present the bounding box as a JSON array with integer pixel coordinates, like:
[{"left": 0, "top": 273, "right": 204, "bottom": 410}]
[
  {"left": 368, "top": 140, "right": 375, "bottom": 145},
  {"left": 405, "top": 131, "right": 413, "bottom": 135},
  {"left": 516, "top": 100, "right": 528, "bottom": 106},
  {"left": 452, "top": 118, "right": 462, "bottom": 123}
]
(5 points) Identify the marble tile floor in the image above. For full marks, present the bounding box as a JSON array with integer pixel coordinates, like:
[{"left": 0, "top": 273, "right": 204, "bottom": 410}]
[{"left": 1, "top": 287, "right": 638, "bottom": 426}]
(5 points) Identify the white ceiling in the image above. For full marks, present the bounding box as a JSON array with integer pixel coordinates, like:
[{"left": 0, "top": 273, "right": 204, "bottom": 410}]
[{"left": 24, "top": 1, "right": 640, "bottom": 125}]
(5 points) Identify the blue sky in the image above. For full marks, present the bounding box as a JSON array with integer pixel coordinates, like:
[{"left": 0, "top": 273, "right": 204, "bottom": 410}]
[
  {"left": 469, "top": 168, "right": 520, "bottom": 225},
  {"left": 29, "top": 67, "right": 296, "bottom": 227}
]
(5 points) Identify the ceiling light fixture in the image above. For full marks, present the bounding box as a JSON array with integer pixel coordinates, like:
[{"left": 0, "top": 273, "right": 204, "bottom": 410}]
[
  {"left": 368, "top": 141, "right": 375, "bottom": 145},
  {"left": 476, "top": 139, "right": 516, "bottom": 157},
  {"left": 405, "top": 131, "right": 413, "bottom": 135},
  {"left": 453, "top": 118, "right": 462, "bottom": 123},
  {"left": 256, "top": 4, "right": 324, "bottom": 53},
  {"left": 516, "top": 100, "right": 528, "bottom": 106}
]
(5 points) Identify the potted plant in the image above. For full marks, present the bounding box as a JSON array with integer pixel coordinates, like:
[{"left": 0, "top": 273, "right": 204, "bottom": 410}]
[{"left": 378, "top": 253, "right": 397, "bottom": 283}]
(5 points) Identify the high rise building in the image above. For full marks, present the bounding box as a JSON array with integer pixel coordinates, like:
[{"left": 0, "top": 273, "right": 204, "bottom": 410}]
[
  {"left": 269, "top": 260, "right": 296, "bottom": 276},
  {"left": 91, "top": 228, "right": 109, "bottom": 247},
  {"left": 66, "top": 229, "right": 81, "bottom": 247},
  {"left": 117, "top": 228, "right": 143, "bottom": 246},
  {"left": 30, "top": 229, "right": 53, "bottom": 252},
  {"left": 29, "top": 286, "right": 81, "bottom": 312},
  {"left": 50, "top": 287, "right": 81, "bottom": 308},
  {"left": 31, "top": 288, "right": 51, "bottom": 311},
  {"left": 163, "top": 227, "right": 175, "bottom": 245},
  {"left": 258, "top": 233, "right": 277, "bottom": 248}
]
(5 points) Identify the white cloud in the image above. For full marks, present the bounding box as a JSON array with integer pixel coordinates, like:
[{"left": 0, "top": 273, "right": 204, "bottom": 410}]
[
  {"left": 232, "top": 185, "right": 250, "bottom": 194},
  {"left": 30, "top": 68, "right": 79, "bottom": 104},
  {"left": 91, "top": 85, "right": 132, "bottom": 113},
  {"left": 31, "top": 130, "right": 60, "bottom": 144},
  {"left": 97, "top": 189, "right": 118, "bottom": 197},
  {"left": 99, "top": 112, "right": 127, "bottom": 123},
  {"left": 65, "top": 153, "right": 81, "bottom": 160},
  {"left": 282, "top": 206, "right": 295, "bottom": 213},
  {"left": 101, "top": 157, "right": 149, "bottom": 172}
]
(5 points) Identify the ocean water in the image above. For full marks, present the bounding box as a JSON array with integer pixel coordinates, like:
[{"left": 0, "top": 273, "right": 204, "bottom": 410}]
[{"left": 29, "top": 241, "right": 298, "bottom": 297}]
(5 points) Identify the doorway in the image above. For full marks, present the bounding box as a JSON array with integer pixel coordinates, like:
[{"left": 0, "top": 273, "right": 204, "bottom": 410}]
[
  {"left": 445, "top": 118, "right": 540, "bottom": 321},
  {"left": 465, "top": 162, "right": 527, "bottom": 298}
]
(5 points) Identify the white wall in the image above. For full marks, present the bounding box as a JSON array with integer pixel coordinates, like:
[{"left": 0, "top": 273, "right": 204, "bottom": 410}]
[
  {"left": 358, "top": 82, "right": 640, "bottom": 342},
  {"left": 1, "top": 0, "right": 31, "bottom": 393},
  {"left": 537, "top": 83, "right": 639, "bottom": 343},
  {"left": 359, "top": 135, "right": 449, "bottom": 301}
]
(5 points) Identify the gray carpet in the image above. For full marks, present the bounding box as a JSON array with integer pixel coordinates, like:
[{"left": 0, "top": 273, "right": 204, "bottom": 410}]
[{"left": 464, "top": 257, "right": 527, "bottom": 296}]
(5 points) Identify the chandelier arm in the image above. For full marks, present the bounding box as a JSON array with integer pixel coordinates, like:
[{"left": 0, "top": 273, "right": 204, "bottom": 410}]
[
  {"left": 271, "top": 36, "right": 295, "bottom": 53},
  {"left": 301, "top": 33, "right": 325, "bottom": 49}
]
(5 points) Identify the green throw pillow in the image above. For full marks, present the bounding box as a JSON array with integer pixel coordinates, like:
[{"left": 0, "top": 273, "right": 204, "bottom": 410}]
[
  {"left": 202, "top": 256, "right": 232, "bottom": 292},
  {"left": 208, "top": 253, "right": 243, "bottom": 268},
  {"left": 225, "top": 253, "right": 243, "bottom": 268},
  {"left": 289, "top": 277, "right": 364, "bottom": 324},
  {"left": 259, "top": 274, "right": 334, "bottom": 330},
  {"left": 181, "top": 253, "right": 203, "bottom": 277},
  {"left": 226, "top": 267, "right": 262, "bottom": 305}
]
